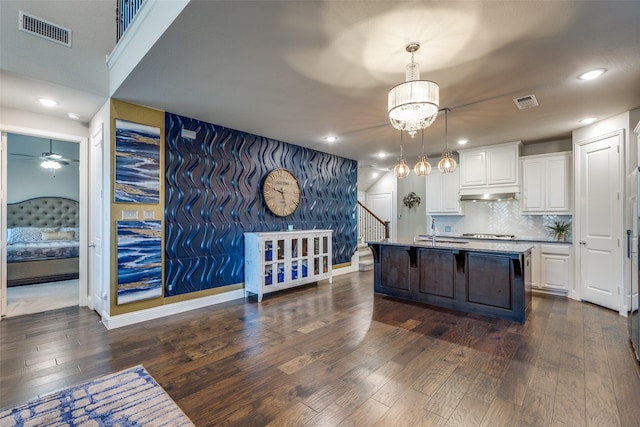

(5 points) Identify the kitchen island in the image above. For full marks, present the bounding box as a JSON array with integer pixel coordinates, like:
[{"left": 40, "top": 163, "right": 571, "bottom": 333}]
[{"left": 368, "top": 239, "right": 533, "bottom": 323}]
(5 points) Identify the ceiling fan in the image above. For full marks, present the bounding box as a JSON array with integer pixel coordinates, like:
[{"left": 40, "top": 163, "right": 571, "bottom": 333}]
[{"left": 9, "top": 139, "right": 79, "bottom": 166}]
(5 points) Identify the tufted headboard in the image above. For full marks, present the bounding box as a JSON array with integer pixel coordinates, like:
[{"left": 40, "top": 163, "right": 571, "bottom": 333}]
[{"left": 7, "top": 197, "right": 79, "bottom": 228}]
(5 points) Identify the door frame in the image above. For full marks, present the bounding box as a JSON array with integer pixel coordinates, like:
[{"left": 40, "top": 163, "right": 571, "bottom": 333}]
[
  {"left": 573, "top": 129, "right": 625, "bottom": 314},
  {"left": 88, "top": 124, "right": 104, "bottom": 314},
  {"left": 1, "top": 133, "right": 6, "bottom": 316},
  {"left": 0, "top": 125, "right": 89, "bottom": 318}
]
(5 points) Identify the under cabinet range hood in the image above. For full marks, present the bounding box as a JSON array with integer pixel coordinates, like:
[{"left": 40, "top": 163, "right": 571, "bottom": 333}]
[{"left": 459, "top": 192, "right": 518, "bottom": 202}]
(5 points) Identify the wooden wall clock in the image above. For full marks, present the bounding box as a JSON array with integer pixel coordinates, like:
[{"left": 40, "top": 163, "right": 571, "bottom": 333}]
[{"left": 262, "top": 169, "right": 300, "bottom": 217}]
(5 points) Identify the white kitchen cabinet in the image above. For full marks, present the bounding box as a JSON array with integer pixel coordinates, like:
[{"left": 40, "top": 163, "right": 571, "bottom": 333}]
[
  {"left": 531, "top": 243, "right": 572, "bottom": 294},
  {"left": 459, "top": 141, "right": 521, "bottom": 194},
  {"left": 521, "top": 152, "right": 571, "bottom": 214},
  {"left": 487, "top": 144, "right": 520, "bottom": 185},
  {"left": 244, "top": 230, "right": 332, "bottom": 301},
  {"left": 459, "top": 151, "right": 485, "bottom": 187},
  {"left": 426, "top": 168, "right": 463, "bottom": 215}
]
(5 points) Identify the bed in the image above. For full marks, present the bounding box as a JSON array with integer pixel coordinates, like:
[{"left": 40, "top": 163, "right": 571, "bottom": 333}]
[{"left": 7, "top": 197, "right": 79, "bottom": 286}]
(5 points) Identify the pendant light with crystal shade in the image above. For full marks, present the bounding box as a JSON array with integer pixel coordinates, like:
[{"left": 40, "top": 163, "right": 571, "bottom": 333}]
[
  {"left": 388, "top": 42, "right": 440, "bottom": 138},
  {"left": 414, "top": 129, "right": 432, "bottom": 176},
  {"left": 438, "top": 109, "right": 457, "bottom": 174},
  {"left": 394, "top": 132, "right": 410, "bottom": 179}
]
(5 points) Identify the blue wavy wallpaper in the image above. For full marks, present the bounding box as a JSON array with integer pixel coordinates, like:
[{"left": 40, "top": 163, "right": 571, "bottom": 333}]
[{"left": 165, "top": 113, "right": 358, "bottom": 296}]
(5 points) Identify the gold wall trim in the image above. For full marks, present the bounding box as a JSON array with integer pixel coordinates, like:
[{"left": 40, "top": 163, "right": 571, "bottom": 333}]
[
  {"left": 333, "top": 262, "right": 352, "bottom": 269},
  {"left": 165, "top": 283, "right": 244, "bottom": 304}
]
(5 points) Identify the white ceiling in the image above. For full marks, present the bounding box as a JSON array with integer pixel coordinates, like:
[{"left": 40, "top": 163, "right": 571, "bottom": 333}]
[{"left": 2, "top": 1, "right": 640, "bottom": 191}]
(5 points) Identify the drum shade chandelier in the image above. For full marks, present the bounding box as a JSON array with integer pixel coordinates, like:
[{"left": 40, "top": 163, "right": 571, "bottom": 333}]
[{"left": 388, "top": 42, "right": 440, "bottom": 138}]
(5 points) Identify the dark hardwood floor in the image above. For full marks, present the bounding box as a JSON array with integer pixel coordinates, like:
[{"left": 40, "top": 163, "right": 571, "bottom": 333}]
[{"left": 2, "top": 270, "right": 640, "bottom": 426}]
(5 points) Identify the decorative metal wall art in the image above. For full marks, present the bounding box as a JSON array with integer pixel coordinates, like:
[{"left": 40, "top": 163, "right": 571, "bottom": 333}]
[{"left": 403, "top": 192, "right": 421, "bottom": 208}]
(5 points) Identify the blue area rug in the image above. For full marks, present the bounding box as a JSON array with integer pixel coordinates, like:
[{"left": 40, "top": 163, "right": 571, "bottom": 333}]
[{"left": 0, "top": 365, "right": 193, "bottom": 426}]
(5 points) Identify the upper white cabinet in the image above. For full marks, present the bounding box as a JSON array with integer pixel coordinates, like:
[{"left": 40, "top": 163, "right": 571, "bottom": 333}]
[
  {"left": 426, "top": 168, "right": 463, "bottom": 215},
  {"left": 521, "top": 152, "right": 572, "bottom": 214},
  {"left": 458, "top": 141, "right": 521, "bottom": 194},
  {"left": 460, "top": 151, "right": 485, "bottom": 187}
]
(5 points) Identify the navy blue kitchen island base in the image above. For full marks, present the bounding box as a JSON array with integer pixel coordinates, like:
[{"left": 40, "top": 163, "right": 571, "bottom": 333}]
[{"left": 368, "top": 240, "right": 533, "bottom": 323}]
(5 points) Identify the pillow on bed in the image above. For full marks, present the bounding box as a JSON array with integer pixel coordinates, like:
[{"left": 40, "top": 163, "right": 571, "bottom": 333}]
[
  {"left": 10, "top": 227, "right": 57, "bottom": 243},
  {"left": 42, "top": 230, "right": 75, "bottom": 241},
  {"left": 60, "top": 227, "right": 80, "bottom": 240}
]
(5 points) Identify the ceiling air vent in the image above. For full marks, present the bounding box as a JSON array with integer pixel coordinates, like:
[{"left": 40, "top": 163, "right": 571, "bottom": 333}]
[
  {"left": 19, "top": 11, "right": 72, "bottom": 48},
  {"left": 513, "top": 94, "right": 539, "bottom": 110}
]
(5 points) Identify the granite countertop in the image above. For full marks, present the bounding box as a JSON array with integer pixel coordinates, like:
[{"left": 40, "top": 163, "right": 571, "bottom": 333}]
[
  {"left": 369, "top": 238, "right": 534, "bottom": 255},
  {"left": 414, "top": 234, "right": 572, "bottom": 245}
]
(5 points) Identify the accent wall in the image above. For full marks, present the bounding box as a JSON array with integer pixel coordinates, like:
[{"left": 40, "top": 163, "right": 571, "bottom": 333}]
[{"left": 164, "top": 113, "right": 358, "bottom": 296}]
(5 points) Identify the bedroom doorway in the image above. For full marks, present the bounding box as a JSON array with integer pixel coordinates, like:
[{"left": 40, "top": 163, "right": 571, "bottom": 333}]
[{"left": 1, "top": 131, "right": 86, "bottom": 317}]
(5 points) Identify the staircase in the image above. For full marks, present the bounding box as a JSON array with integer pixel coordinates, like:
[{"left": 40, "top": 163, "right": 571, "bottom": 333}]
[
  {"left": 358, "top": 241, "right": 374, "bottom": 271},
  {"left": 356, "top": 201, "right": 388, "bottom": 272}
]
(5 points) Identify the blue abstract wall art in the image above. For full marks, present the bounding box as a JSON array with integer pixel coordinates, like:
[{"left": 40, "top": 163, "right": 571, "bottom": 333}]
[
  {"left": 117, "top": 220, "right": 163, "bottom": 304},
  {"left": 115, "top": 119, "right": 161, "bottom": 204},
  {"left": 164, "top": 112, "right": 358, "bottom": 297}
]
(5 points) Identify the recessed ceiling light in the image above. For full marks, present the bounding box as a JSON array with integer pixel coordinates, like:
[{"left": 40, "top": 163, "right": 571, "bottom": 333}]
[
  {"left": 578, "top": 68, "right": 606, "bottom": 81},
  {"left": 457, "top": 139, "right": 468, "bottom": 145},
  {"left": 38, "top": 98, "right": 58, "bottom": 107},
  {"left": 377, "top": 152, "right": 386, "bottom": 158},
  {"left": 372, "top": 172, "right": 379, "bottom": 178},
  {"left": 67, "top": 113, "right": 80, "bottom": 120},
  {"left": 580, "top": 117, "right": 597, "bottom": 125},
  {"left": 324, "top": 135, "right": 337, "bottom": 143}
]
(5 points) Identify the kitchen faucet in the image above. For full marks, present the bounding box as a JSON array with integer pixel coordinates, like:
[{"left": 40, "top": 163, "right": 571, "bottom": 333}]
[{"left": 431, "top": 218, "right": 436, "bottom": 245}]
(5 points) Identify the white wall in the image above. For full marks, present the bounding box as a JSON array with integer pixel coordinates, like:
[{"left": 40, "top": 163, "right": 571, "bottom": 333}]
[
  {"left": 0, "top": 107, "right": 90, "bottom": 137},
  {"left": 396, "top": 172, "right": 427, "bottom": 240},
  {"left": 7, "top": 134, "right": 79, "bottom": 203},
  {"left": 521, "top": 139, "right": 572, "bottom": 156}
]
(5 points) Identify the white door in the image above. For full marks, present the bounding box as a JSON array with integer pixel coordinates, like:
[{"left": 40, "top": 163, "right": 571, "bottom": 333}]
[
  {"left": 629, "top": 168, "right": 638, "bottom": 314},
  {"left": 0, "top": 133, "right": 6, "bottom": 317},
  {"left": 88, "top": 125, "right": 105, "bottom": 316},
  {"left": 366, "top": 192, "right": 393, "bottom": 238},
  {"left": 577, "top": 132, "right": 622, "bottom": 311}
]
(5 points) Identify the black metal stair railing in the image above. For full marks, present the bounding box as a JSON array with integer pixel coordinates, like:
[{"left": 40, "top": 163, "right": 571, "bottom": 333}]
[{"left": 116, "top": 0, "right": 145, "bottom": 42}]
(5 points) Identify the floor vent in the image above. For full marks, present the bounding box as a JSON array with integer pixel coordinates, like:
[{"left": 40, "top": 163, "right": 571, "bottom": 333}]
[
  {"left": 513, "top": 94, "right": 539, "bottom": 110},
  {"left": 19, "top": 11, "right": 72, "bottom": 48}
]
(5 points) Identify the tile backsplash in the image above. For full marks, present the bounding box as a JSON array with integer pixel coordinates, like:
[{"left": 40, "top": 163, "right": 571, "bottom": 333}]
[{"left": 430, "top": 200, "right": 572, "bottom": 241}]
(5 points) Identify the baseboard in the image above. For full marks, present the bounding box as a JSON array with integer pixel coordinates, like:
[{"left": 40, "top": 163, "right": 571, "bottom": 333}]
[
  {"left": 332, "top": 253, "right": 359, "bottom": 276},
  {"left": 100, "top": 289, "right": 245, "bottom": 329},
  {"left": 532, "top": 288, "right": 569, "bottom": 298},
  {"left": 100, "top": 255, "right": 360, "bottom": 329}
]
